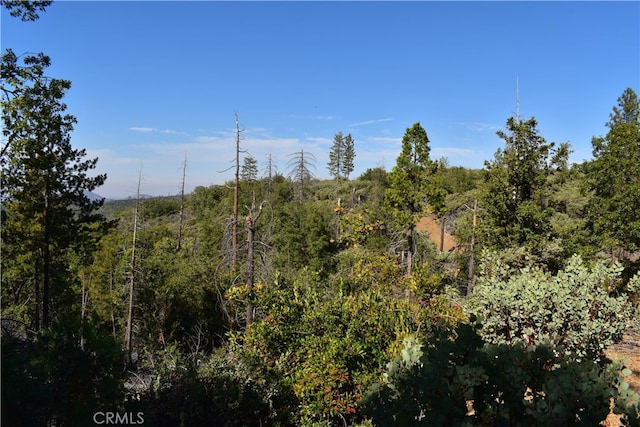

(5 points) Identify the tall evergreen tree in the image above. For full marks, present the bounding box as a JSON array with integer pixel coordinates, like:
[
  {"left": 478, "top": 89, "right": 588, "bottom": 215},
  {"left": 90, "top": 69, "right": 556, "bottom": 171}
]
[
  {"left": 341, "top": 133, "right": 355, "bottom": 180},
  {"left": 1, "top": 49, "right": 108, "bottom": 330},
  {"left": 586, "top": 88, "right": 640, "bottom": 253},
  {"left": 480, "top": 116, "right": 569, "bottom": 253},
  {"left": 327, "top": 132, "right": 356, "bottom": 180},
  {"left": 384, "top": 122, "right": 438, "bottom": 275},
  {"left": 240, "top": 155, "right": 258, "bottom": 182},
  {"left": 327, "top": 132, "right": 344, "bottom": 180}
]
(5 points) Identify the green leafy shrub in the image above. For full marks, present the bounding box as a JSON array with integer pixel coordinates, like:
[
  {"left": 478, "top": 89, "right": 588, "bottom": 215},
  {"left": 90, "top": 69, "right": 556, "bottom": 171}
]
[
  {"left": 1, "top": 315, "right": 124, "bottom": 426},
  {"left": 363, "top": 322, "right": 640, "bottom": 426},
  {"left": 132, "top": 348, "right": 277, "bottom": 427},
  {"left": 469, "top": 253, "right": 638, "bottom": 361},
  {"left": 228, "top": 265, "right": 464, "bottom": 425}
]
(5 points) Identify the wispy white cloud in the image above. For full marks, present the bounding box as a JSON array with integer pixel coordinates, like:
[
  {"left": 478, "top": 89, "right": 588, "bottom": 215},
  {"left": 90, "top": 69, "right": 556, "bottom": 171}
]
[
  {"left": 194, "top": 135, "right": 222, "bottom": 144},
  {"left": 103, "top": 127, "right": 419, "bottom": 197},
  {"left": 305, "top": 136, "right": 332, "bottom": 146},
  {"left": 243, "top": 137, "right": 302, "bottom": 151},
  {"left": 129, "top": 127, "right": 188, "bottom": 135},
  {"left": 449, "top": 122, "right": 500, "bottom": 132},
  {"left": 87, "top": 148, "right": 140, "bottom": 166},
  {"left": 160, "top": 129, "right": 189, "bottom": 136},
  {"left": 347, "top": 118, "right": 394, "bottom": 127},
  {"left": 368, "top": 136, "right": 401, "bottom": 144}
]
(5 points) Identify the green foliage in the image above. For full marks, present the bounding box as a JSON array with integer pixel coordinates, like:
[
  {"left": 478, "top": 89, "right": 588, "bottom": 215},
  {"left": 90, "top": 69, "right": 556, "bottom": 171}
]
[
  {"left": 127, "top": 347, "right": 278, "bottom": 427},
  {"left": 1, "top": 0, "right": 52, "bottom": 21},
  {"left": 79, "top": 229, "right": 129, "bottom": 336},
  {"left": 585, "top": 88, "right": 640, "bottom": 255},
  {"left": 364, "top": 322, "right": 640, "bottom": 426},
  {"left": 479, "top": 116, "right": 569, "bottom": 259},
  {"left": 470, "top": 253, "right": 637, "bottom": 361},
  {"left": 1, "top": 48, "right": 110, "bottom": 329},
  {"left": 334, "top": 205, "right": 386, "bottom": 251},
  {"left": 3, "top": 55, "right": 640, "bottom": 425},
  {"left": 342, "top": 133, "right": 356, "bottom": 180},
  {"left": 271, "top": 200, "right": 338, "bottom": 276},
  {"left": 142, "top": 196, "right": 180, "bottom": 219},
  {"left": 384, "top": 123, "right": 444, "bottom": 274},
  {"left": 1, "top": 316, "right": 125, "bottom": 426},
  {"left": 241, "top": 155, "right": 259, "bottom": 182},
  {"left": 385, "top": 122, "right": 437, "bottom": 230},
  {"left": 548, "top": 167, "right": 595, "bottom": 261},
  {"left": 327, "top": 132, "right": 356, "bottom": 180},
  {"left": 358, "top": 166, "right": 388, "bottom": 187},
  {"left": 439, "top": 165, "right": 482, "bottom": 196},
  {"left": 227, "top": 259, "right": 464, "bottom": 425}
]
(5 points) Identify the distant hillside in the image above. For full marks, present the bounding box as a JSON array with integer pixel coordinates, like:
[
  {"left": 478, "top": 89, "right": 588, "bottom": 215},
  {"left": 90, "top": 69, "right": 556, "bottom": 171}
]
[
  {"left": 85, "top": 190, "right": 104, "bottom": 202},
  {"left": 99, "top": 194, "right": 181, "bottom": 219}
]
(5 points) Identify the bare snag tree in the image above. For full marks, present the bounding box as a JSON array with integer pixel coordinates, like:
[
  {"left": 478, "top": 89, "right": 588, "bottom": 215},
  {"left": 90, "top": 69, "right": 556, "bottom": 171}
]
[
  {"left": 244, "top": 194, "right": 265, "bottom": 326},
  {"left": 125, "top": 168, "right": 143, "bottom": 365},
  {"left": 287, "top": 149, "right": 317, "bottom": 202}
]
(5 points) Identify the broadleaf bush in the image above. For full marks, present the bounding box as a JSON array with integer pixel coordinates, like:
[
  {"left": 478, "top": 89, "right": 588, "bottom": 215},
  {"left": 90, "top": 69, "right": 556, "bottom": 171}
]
[
  {"left": 363, "top": 322, "right": 640, "bottom": 426},
  {"left": 469, "top": 253, "right": 637, "bottom": 361}
]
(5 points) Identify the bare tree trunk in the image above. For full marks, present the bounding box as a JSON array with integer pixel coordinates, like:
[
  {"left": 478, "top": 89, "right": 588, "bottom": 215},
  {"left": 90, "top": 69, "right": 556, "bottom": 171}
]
[
  {"left": 125, "top": 169, "right": 142, "bottom": 365},
  {"left": 406, "top": 226, "right": 414, "bottom": 276},
  {"left": 286, "top": 149, "right": 316, "bottom": 203},
  {"left": 34, "top": 257, "right": 41, "bottom": 331},
  {"left": 440, "top": 217, "right": 446, "bottom": 252},
  {"left": 266, "top": 153, "right": 273, "bottom": 195},
  {"left": 110, "top": 263, "right": 116, "bottom": 339},
  {"left": 232, "top": 113, "right": 241, "bottom": 269},
  {"left": 80, "top": 266, "right": 89, "bottom": 350},
  {"left": 176, "top": 153, "right": 187, "bottom": 251},
  {"left": 335, "top": 197, "right": 342, "bottom": 242},
  {"left": 42, "top": 175, "right": 51, "bottom": 328},
  {"left": 245, "top": 195, "right": 264, "bottom": 326},
  {"left": 298, "top": 150, "right": 305, "bottom": 202}
]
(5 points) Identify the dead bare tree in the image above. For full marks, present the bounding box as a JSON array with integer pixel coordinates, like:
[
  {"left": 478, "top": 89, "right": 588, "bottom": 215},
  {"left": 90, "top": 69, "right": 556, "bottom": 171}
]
[
  {"left": 80, "top": 259, "right": 91, "bottom": 350},
  {"left": 263, "top": 153, "right": 276, "bottom": 195},
  {"left": 244, "top": 194, "right": 265, "bottom": 326},
  {"left": 125, "top": 168, "right": 142, "bottom": 365},
  {"left": 287, "top": 149, "right": 316, "bottom": 202},
  {"left": 176, "top": 153, "right": 187, "bottom": 250},
  {"left": 232, "top": 112, "right": 244, "bottom": 269}
]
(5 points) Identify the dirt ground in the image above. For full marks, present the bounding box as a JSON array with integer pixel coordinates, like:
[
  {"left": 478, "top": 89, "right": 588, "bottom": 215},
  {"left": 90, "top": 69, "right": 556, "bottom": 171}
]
[
  {"left": 606, "top": 328, "right": 640, "bottom": 393},
  {"left": 603, "top": 328, "right": 640, "bottom": 426},
  {"left": 416, "top": 215, "right": 456, "bottom": 252}
]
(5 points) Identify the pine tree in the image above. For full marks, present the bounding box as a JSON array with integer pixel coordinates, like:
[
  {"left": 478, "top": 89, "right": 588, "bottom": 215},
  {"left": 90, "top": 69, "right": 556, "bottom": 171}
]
[
  {"left": 241, "top": 155, "right": 258, "bottom": 182},
  {"left": 480, "top": 116, "right": 569, "bottom": 252},
  {"left": 341, "top": 133, "right": 355, "bottom": 180},
  {"left": 327, "top": 132, "right": 344, "bottom": 180},
  {"left": 327, "top": 132, "right": 356, "bottom": 180},
  {"left": 384, "top": 122, "right": 437, "bottom": 275},
  {"left": 1, "top": 49, "right": 108, "bottom": 330},
  {"left": 586, "top": 88, "right": 640, "bottom": 253}
]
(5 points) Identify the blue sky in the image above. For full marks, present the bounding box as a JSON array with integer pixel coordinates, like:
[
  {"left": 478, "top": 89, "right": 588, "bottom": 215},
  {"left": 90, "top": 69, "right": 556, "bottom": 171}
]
[{"left": 2, "top": 1, "right": 638, "bottom": 199}]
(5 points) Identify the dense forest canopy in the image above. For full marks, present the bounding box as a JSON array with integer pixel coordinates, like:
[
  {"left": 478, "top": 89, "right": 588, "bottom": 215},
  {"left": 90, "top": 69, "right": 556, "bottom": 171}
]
[{"left": 1, "top": 1, "right": 639, "bottom": 426}]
